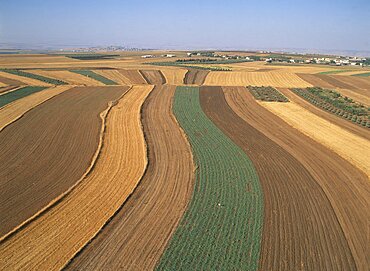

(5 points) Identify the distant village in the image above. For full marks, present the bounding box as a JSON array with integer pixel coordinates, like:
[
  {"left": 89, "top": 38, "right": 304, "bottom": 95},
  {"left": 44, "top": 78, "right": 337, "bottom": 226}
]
[{"left": 142, "top": 51, "right": 369, "bottom": 67}]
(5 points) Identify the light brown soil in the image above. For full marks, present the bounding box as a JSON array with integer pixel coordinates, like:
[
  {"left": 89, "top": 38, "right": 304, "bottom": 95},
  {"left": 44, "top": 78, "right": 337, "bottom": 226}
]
[
  {"left": 161, "top": 68, "right": 187, "bottom": 85},
  {"left": 29, "top": 70, "right": 105, "bottom": 86},
  {"left": 66, "top": 85, "right": 194, "bottom": 270},
  {"left": 0, "top": 75, "right": 24, "bottom": 86},
  {"left": 183, "top": 69, "right": 209, "bottom": 84},
  {"left": 224, "top": 87, "right": 369, "bottom": 271},
  {"left": 94, "top": 69, "right": 132, "bottom": 85},
  {"left": 278, "top": 88, "right": 370, "bottom": 140},
  {"left": 0, "top": 86, "right": 20, "bottom": 95},
  {"left": 118, "top": 69, "right": 147, "bottom": 84},
  {"left": 139, "top": 70, "right": 166, "bottom": 84},
  {"left": 297, "top": 73, "right": 336, "bottom": 88},
  {"left": 330, "top": 75, "right": 370, "bottom": 96},
  {"left": 0, "top": 86, "right": 127, "bottom": 239},
  {"left": 0, "top": 85, "right": 151, "bottom": 271},
  {"left": 200, "top": 86, "right": 356, "bottom": 271},
  {"left": 0, "top": 71, "right": 52, "bottom": 86}
]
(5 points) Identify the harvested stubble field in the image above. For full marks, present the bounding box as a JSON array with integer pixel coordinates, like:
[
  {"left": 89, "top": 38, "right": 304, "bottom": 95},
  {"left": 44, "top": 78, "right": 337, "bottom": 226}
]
[
  {"left": 68, "top": 85, "right": 194, "bottom": 270},
  {"left": 224, "top": 87, "right": 369, "bottom": 271},
  {"left": 204, "top": 71, "right": 312, "bottom": 87},
  {"left": 0, "top": 86, "right": 127, "bottom": 240},
  {"left": 262, "top": 99, "right": 370, "bottom": 176},
  {"left": 200, "top": 86, "right": 355, "bottom": 271},
  {"left": 70, "top": 70, "right": 118, "bottom": 85},
  {"left": 0, "top": 85, "right": 151, "bottom": 270},
  {"left": 157, "top": 86, "right": 263, "bottom": 271},
  {"left": 0, "top": 53, "right": 369, "bottom": 271}
]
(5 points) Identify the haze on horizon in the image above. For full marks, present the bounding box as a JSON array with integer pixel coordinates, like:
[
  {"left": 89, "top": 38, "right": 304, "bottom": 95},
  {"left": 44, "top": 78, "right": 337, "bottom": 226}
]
[{"left": 0, "top": 0, "right": 369, "bottom": 52}]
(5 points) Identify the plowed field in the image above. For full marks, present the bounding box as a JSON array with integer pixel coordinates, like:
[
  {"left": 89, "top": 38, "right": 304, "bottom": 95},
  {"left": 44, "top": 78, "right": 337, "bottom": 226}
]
[
  {"left": 118, "top": 69, "right": 147, "bottom": 84},
  {"left": 140, "top": 70, "right": 166, "bottom": 84},
  {"left": 0, "top": 86, "right": 127, "bottom": 239},
  {"left": 183, "top": 69, "right": 209, "bottom": 84}
]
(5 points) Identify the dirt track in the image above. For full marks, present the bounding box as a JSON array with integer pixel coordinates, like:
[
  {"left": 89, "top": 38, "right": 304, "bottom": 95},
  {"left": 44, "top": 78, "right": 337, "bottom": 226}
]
[
  {"left": 224, "top": 87, "right": 369, "bottom": 271},
  {"left": 183, "top": 69, "right": 209, "bottom": 84},
  {"left": 139, "top": 70, "right": 166, "bottom": 84},
  {"left": 67, "top": 85, "right": 194, "bottom": 270},
  {"left": 118, "top": 69, "right": 147, "bottom": 84},
  {"left": 278, "top": 88, "right": 370, "bottom": 140},
  {"left": 200, "top": 86, "right": 355, "bottom": 271},
  {"left": 0, "top": 85, "right": 151, "bottom": 270},
  {"left": 0, "top": 86, "right": 127, "bottom": 239}
]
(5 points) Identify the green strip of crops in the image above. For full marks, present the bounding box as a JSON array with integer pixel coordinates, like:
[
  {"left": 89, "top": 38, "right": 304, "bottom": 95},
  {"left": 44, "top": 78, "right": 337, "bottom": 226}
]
[
  {"left": 318, "top": 69, "right": 351, "bottom": 74},
  {"left": 0, "top": 86, "right": 47, "bottom": 108},
  {"left": 0, "top": 69, "right": 67, "bottom": 85},
  {"left": 70, "top": 70, "right": 118, "bottom": 85},
  {"left": 156, "top": 86, "right": 263, "bottom": 271},
  {"left": 352, "top": 72, "right": 370, "bottom": 77}
]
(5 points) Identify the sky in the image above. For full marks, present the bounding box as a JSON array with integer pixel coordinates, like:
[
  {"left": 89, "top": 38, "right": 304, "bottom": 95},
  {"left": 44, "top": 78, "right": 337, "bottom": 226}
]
[{"left": 0, "top": 0, "right": 369, "bottom": 52}]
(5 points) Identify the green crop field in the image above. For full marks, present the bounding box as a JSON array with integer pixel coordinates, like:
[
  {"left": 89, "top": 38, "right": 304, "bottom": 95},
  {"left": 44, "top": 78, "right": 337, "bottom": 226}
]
[
  {"left": 0, "top": 86, "right": 47, "bottom": 108},
  {"left": 352, "top": 72, "right": 370, "bottom": 77},
  {"left": 156, "top": 86, "right": 263, "bottom": 271},
  {"left": 318, "top": 69, "right": 351, "bottom": 75},
  {"left": 0, "top": 69, "right": 67, "bottom": 85},
  {"left": 70, "top": 70, "right": 118, "bottom": 85}
]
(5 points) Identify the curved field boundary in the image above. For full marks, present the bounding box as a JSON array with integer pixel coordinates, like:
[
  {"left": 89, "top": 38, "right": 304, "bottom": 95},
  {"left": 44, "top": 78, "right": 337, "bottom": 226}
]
[
  {"left": 139, "top": 70, "right": 166, "bottom": 84},
  {"left": 67, "top": 85, "right": 195, "bottom": 270},
  {"left": 183, "top": 69, "right": 209, "bottom": 85},
  {"left": 0, "top": 85, "right": 73, "bottom": 132},
  {"left": 0, "top": 86, "right": 47, "bottom": 108},
  {"left": 262, "top": 100, "right": 370, "bottom": 176},
  {"left": 70, "top": 70, "right": 118, "bottom": 85},
  {"left": 161, "top": 68, "right": 187, "bottom": 85},
  {"left": 0, "top": 69, "right": 67, "bottom": 85},
  {"left": 94, "top": 69, "right": 132, "bottom": 85},
  {"left": 0, "top": 70, "right": 51, "bottom": 86},
  {"left": 224, "top": 87, "right": 369, "bottom": 271},
  {"left": 0, "top": 85, "right": 152, "bottom": 270},
  {"left": 200, "top": 86, "right": 356, "bottom": 271},
  {"left": 280, "top": 87, "right": 369, "bottom": 141},
  {"left": 118, "top": 69, "right": 147, "bottom": 84},
  {"left": 204, "top": 71, "right": 312, "bottom": 87},
  {"left": 29, "top": 70, "right": 106, "bottom": 86},
  {"left": 156, "top": 86, "right": 263, "bottom": 271},
  {"left": 0, "top": 86, "right": 127, "bottom": 241}
]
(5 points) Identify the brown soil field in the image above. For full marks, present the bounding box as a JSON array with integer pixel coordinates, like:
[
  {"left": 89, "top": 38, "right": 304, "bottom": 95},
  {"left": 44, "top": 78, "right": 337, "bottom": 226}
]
[
  {"left": 200, "top": 86, "right": 356, "bottom": 271},
  {"left": 118, "top": 69, "right": 147, "bottom": 84},
  {"left": 262, "top": 100, "right": 370, "bottom": 176},
  {"left": 67, "top": 85, "right": 194, "bottom": 270},
  {"left": 183, "top": 69, "right": 209, "bottom": 84},
  {"left": 203, "top": 71, "right": 312, "bottom": 87},
  {"left": 139, "top": 70, "right": 166, "bottom": 84},
  {"left": 0, "top": 85, "right": 73, "bottom": 131},
  {"left": 29, "top": 70, "right": 105, "bottom": 86},
  {"left": 94, "top": 69, "right": 132, "bottom": 85},
  {"left": 297, "top": 73, "right": 336, "bottom": 88},
  {"left": 224, "top": 87, "right": 369, "bottom": 271},
  {"left": 0, "top": 85, "right": 151, "bottom": 270},
  {"left": 161, "top": 68, "right": 187, "bottom": 85},
  {"left": 0, "top": 86, "right": 127, "bottom": 239},
  {"left": 0, "top": 71, "right": 51, "bottom": 86},
  {"left": 278, "top": 88, "right": 370, "bottom": 140},
  {"left": 0, "top": 75, "right": 24, "bottom": 86},
  {"left": 315, "top": 74, "right": 363, "bottom": 91},
  {"left": 330, "top": 75, "right": 370, "bottom": 94}
]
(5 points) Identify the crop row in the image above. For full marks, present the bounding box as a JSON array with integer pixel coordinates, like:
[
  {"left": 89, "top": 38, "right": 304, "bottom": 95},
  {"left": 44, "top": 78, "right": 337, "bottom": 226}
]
[
  {"left": 248, "top": 86, "right": 289, "bottom": 102},
  {"left": 157, "top": 86, "right": 263, "bottom": 271},
  {"left": 0, "top": 69, "right": 67, "bottom": 85},
  {"left": 70, "top": 70, "right": 118, "bottom": 85},
  {"left": 292, "top": 87, "right": 370, "bottom": 128}
]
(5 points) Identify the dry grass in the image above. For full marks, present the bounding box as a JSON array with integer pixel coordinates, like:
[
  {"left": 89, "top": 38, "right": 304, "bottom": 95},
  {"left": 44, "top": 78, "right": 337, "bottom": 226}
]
[
  {"left": 262, "top": 101, "right": 370, "bottom": 176},
  {"left": 0, "top": 85, "right": 152, "bottom": 270},
  {"left": 29, "top": 70, "right": 105, "bottom": 86},
  {"left": 161, "top": 68, "right": 187, "bottom": 85},
  {"left": 94, "top": 69, "right": 132, "bottom": 85},
  {"left": 204, "top": 71, "right": 312, "bottom": 87},
  {"left": 0, "top": 85, "right": 73, "bottom": 131}
]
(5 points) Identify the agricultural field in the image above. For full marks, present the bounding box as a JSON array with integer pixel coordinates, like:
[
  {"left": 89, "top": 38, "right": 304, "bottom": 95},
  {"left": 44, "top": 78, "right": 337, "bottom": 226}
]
[{"left": 0, "top": 52, "right": 369, "bottom": 271}]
